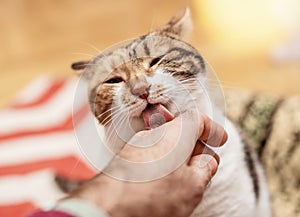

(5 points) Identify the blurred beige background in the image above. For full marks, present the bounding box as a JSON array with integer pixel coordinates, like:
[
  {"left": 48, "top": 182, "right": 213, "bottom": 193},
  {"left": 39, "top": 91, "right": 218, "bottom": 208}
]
[{"left": 1, "top": 0, "right": 300, "bottom": 108}]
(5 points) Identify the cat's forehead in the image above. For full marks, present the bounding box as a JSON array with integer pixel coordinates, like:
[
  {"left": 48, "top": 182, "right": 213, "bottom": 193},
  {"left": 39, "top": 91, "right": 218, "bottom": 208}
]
[
  {"left": 86, "top": 36, "right": 197, "bottom": 74},
  {"left": 83, "top": 35, "right": 204, "bottom": 90}
]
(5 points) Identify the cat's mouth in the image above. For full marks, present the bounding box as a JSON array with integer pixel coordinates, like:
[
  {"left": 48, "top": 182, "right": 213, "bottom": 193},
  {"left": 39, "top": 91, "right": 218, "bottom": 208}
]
[{"left": 142, "top": 103, "right": 174, "bottom": 128}]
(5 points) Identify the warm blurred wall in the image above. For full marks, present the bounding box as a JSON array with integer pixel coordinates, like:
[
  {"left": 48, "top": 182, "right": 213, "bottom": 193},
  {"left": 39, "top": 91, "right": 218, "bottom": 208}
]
[{"left": 0, "top": 0, "right": 299, "bottom": 108}]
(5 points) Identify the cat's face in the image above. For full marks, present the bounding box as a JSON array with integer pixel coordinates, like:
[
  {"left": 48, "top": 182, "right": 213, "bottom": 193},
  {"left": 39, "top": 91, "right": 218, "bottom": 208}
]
[{"left": 76, "top": 8, "right": 207, "bottom": 131}]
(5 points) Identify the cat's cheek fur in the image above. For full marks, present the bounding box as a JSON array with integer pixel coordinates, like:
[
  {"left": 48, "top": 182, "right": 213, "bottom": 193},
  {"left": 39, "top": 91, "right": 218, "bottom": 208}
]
[{"left": 92, "top": 85, "right": 116, "bottom": 124}]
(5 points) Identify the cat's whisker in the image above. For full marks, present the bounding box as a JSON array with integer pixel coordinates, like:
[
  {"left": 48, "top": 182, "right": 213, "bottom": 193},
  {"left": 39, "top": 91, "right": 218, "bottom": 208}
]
[
  {"left": 165, "top": 88, "right": 199, "bottom": 94},
  {"left": 105, "top": 111, "right": 131, "bottom": 148},
  {"left": 206, "top": 82, "right": 241, "bottom": 89},
  {"left": 164, "top": 85, "right": 199, "bottom": 93},
  {"left": 100, "top": 102, "right": 133, "bottom": 126},
  {"left": 103, "top": 107, "right": 127, "bottom": 130},
  {"left": 100, "top": 105, "right": 130, "bottom": 126},
  {"left": 181, "top": 86, "right": 202, "bottom": 91},
  {"left": 179, "top": 79, "right": 199, "bottom": 84},
  {"left": 80, "top": 41, "right": 102, "bottom": 54},
  {"left": 149, "top": 12, "right": 157, "bottom": 32},
  {"left": 164, "top": 88, "right": 192, "bottom": 95},
  {"left": 96, "top": 104, "right": 123, "bottom": 119},
  {"left": 103, "top": 103, "right": 141, "bottom": 134},
  {"left": 105, "top": 117, "right": 125, "bottom": 142},
  {"left": 177, "top": 80, "right": 197, "bottom": 85},
  {"left": 175, "top": 82, "right": 200, "bottom": 87},
  {"left": 163, "top": 81, "right": 196, "bottom": 89},
  {"left": 205, "top": 78, "right": 240, "bottom": 86},
  {"left": 97, "top": 104, "right": 125, "bottom": 123},
  {"left": 97, "top": 109, "right": 122, "bottom": 125},
  {"left": 178, "top": 79, "right": 198, "bottom": 83},
  {"left": 71, "top": 52, "right": 96, "bottom": 58}
]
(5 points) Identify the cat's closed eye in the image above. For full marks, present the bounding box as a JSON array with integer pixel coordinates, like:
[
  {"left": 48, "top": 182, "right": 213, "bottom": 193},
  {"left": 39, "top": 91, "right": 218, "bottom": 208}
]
[
  {"left": 149, "top": 56, "right": 163, "bottom": 67},
  {"left": 104, "top": 77, "right": 124, "bottom": 84}
]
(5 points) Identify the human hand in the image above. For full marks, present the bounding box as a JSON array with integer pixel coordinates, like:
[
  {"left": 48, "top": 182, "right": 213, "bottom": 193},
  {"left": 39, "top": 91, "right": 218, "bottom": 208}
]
[{"left": 65, "top": 112, "right": 227, "bottom": 217}]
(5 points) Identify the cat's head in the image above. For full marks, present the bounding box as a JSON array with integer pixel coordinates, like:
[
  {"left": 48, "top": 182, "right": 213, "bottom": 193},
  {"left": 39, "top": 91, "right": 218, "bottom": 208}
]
[{"left": 73, "top": 8, "right": 207, "bottom": 131}]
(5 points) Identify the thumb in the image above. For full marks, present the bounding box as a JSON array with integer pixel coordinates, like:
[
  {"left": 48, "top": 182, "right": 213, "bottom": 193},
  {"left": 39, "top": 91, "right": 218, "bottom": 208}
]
[{"left": 189, "top": 154, "right": 219, "bottom": 185}]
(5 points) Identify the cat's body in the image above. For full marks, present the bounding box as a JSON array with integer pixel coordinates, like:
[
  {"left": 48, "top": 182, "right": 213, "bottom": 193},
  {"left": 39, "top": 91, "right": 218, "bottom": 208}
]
[
  {"left": 192, "top": 119, "right": 272, "bottom": 217},
  {"left": 66, "top": 8, "right": 272, "bottom": 217}
]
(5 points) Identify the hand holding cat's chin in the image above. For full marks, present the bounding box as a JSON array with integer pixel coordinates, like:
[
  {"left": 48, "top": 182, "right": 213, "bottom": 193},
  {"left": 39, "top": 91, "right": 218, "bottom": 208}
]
[
  {"left": 62, "top": 113, "right": 227, "bottom": 217},
  {"left": 114, "top": 110, "right": 225, "bottom": 163}
]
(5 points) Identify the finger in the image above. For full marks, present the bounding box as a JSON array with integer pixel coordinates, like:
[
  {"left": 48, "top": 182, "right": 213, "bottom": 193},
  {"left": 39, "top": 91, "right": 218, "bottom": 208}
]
[
  {"left": 189, "top": 153, "right": 219, "bottom": 178},
  {"left": 120, "top": 114, "right": 196, "bottom": 162},
  {"left": 191, "top": 141, "right": 220, "bottom": 164},
  {"left": 198, "top": 114, "right": 228, "bottom": 147}
]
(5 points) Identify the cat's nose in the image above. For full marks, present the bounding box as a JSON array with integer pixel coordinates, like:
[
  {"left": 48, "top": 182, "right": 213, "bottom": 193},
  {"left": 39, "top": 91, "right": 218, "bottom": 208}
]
[
  {"left": 131, "top": 84, "right": 150, "bottom": 99},
  {"left": 139, "top": 91, "right": 149, "bottom": 99}
]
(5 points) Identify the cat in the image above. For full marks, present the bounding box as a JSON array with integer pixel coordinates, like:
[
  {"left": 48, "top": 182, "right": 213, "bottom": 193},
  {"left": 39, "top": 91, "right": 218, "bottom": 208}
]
[{"left": 59, "top": 8, "right": 272, "bottom": 217}]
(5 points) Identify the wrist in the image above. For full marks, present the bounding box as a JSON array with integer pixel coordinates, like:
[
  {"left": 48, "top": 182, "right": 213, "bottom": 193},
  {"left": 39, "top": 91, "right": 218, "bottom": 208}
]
[
  {"left": 66, "top": 174, "right": 133, "bottom": 217},
  {"left": 53, "top": 198, "right": 109, "bottom": 217}
]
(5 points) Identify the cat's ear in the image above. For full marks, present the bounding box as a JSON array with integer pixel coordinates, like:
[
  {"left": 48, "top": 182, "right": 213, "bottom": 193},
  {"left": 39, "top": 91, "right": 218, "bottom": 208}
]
[
  {"left": 152, "top": 7, "right": 193, "bottom": 40},
  {"left": 71, "top": 60, "right": 89, "bottom": 75}
]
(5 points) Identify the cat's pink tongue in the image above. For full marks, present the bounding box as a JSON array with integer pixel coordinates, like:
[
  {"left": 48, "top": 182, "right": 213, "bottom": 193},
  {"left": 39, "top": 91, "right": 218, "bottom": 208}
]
[{"left": 142, "top": 104, "right": 174, "bottom": 128}]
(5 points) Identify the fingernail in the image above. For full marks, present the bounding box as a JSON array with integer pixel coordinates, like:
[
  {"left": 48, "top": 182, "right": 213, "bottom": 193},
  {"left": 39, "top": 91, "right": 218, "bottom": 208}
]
[{"left": 199, "top": 154, "right": 218, "bottom": 176}]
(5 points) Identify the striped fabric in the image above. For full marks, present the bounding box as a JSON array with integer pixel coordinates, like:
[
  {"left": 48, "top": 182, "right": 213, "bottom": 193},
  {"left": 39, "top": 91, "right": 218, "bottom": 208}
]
[{"left": 0, "top": 76, "right": 96, "bottom": 217}]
